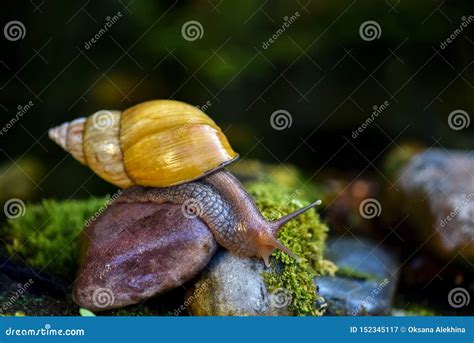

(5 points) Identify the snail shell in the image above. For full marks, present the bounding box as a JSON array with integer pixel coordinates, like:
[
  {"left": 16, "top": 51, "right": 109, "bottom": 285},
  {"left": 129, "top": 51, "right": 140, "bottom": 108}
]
[{"left": 49, "top": 100, "right": 238, "bottom": 188}]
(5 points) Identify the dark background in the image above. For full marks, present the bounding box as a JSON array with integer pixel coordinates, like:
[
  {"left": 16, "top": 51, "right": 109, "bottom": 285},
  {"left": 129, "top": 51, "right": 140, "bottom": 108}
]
[{"left": 0, "top": 0, "right": 473, "bottom": 199}]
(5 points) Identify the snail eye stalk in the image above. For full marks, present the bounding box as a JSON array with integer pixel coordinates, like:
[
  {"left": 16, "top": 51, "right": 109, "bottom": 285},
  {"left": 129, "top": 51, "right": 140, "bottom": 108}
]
[
  {"left": 271, "top": 199, "right": 322, "bottom": 235},
  {"left": 258, "top": 199, "right": 322, "bottom": 266}
]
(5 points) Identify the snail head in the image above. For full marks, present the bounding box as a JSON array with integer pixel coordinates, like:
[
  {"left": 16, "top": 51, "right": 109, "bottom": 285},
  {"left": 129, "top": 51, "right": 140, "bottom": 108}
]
[{"left": 251, "top": 200, "right": 323, "bottom": 267}]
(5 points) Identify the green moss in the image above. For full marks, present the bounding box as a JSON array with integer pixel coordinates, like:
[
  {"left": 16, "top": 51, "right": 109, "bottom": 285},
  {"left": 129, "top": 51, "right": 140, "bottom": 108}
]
[
  {"left": 245, "top": 182, "right": 335, "bottom": 316},
  {"left": 2, "top": 198, "right": 107, "bottom": 279},
  {"left": 335, "top": 266, "right": 379, "bottom": 281}
]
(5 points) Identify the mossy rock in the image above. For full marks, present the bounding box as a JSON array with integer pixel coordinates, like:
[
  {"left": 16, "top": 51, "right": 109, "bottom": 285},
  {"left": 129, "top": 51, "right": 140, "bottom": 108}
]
[
  {"left": 246, "top": 181, "right": 334, "bottom": 316},
  {"left": 186, "top": 181, "right": 334, "bottom": 316}
]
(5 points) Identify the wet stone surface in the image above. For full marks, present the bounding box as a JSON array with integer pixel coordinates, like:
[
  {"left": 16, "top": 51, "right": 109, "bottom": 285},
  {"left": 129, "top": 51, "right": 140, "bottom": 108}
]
[
  {"left": 317, "top": 237, "right": 399, "bottom": 316},
  {"left": 185, "top": 250, "right": 291, "bottom": 316}
]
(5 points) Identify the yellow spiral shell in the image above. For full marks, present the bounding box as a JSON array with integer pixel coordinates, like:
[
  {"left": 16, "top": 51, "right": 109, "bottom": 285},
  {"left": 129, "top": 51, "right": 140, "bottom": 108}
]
[{"left": 49, "top": 100, "right": 238, "bottom": 188}]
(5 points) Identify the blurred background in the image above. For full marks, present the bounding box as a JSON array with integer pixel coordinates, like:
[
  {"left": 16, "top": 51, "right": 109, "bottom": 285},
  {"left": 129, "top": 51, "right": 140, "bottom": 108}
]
[
  {"left": 0, "top": 0, "right": 472, "bottom": 199},
  {"left": 0, "top": 0, "right": 473, "bottom": 316}
]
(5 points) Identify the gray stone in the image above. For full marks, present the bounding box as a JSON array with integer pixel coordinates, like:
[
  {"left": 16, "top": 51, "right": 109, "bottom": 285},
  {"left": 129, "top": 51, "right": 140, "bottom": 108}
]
[
  {"left": 317, "top": 277, "right": 393, "bottom": 316},
  {"left": 317, "top": 237, "right": 398, "bottom": 316},
  {"left": 325, "top": 237, "right": 398, "bottom": 280},
  {"left": 185, "top": 250, "right": 291, "bottom": 316}
]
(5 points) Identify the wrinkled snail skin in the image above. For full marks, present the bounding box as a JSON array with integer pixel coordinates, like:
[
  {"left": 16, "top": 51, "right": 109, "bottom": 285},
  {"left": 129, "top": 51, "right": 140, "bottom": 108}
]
[
  {"left": 116, "top": 174, "right": 248, "bottom": 255},
  {"left": 204, "top": 170, "right": 297, "bottom": 263},
  {"left": 49, "top": 100, "right": 321, "bottom": 266},
  {"left": 116, "top": 170, "right": 319, "bottom": 266}
]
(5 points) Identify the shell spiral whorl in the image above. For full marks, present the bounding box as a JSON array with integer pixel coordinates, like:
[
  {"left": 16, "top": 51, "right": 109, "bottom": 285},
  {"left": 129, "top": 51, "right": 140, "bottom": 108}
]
[{"left": 49, "top": 100, "right": 238, "bottom": 188}]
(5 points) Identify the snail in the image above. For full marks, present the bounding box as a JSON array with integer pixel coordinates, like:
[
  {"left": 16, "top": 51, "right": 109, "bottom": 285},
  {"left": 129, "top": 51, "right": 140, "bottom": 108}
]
[{"left": 49, "top": 100, "right": 320, "bottom": 267}]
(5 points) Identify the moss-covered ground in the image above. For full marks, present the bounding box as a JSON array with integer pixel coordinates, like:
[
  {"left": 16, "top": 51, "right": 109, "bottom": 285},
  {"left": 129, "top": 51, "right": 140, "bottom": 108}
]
[
  {"left": 1, "top": 169, "right": 334, "bottom": 316},
  {"left": 2, "top": 198, "right": 107, "bottom": 280}
]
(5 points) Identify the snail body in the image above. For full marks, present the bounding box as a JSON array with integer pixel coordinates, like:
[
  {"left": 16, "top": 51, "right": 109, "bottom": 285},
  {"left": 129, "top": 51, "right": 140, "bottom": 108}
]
[
  {"left": 50, "top": 100, "right": 320, "bottom": 266},
  {"left": 118, "top": 170, "right": 319, "bottom": 266}
]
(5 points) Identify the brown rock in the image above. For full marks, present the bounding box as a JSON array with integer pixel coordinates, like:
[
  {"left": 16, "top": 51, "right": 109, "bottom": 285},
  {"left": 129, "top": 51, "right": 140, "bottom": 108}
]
[
  {"left": 397, "top": 149, "right": 474, "bottom": 261},
  {"left": 73, "top": 200, "right": 217, "bottom": 311}
]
